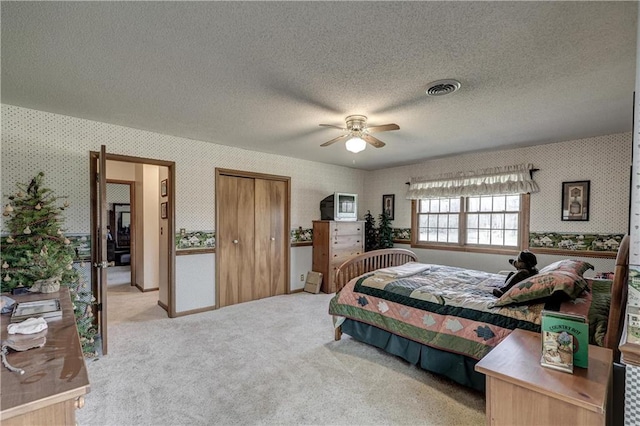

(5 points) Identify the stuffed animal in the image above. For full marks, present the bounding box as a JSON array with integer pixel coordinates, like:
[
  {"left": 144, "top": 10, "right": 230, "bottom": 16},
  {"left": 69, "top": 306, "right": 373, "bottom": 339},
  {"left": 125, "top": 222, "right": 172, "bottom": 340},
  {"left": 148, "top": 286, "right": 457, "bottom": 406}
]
[{"left": 493, "top": 250, "right": 538, "bottom": 298}]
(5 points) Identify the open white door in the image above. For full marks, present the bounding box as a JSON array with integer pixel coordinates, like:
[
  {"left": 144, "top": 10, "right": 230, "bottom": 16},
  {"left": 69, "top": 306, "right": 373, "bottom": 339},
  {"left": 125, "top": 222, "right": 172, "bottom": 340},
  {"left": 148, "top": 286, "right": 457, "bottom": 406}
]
[{"left": 91, "top": 145, "right": 109, "bottom": 355}]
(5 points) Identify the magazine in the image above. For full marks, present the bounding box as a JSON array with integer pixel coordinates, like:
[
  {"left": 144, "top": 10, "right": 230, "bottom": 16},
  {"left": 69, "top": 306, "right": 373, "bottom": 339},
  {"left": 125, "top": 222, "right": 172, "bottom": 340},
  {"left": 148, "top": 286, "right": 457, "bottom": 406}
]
[
  {"left": 540, "top": 330, "right": 574, "bottom": 373},
  {"left": 11, "top": 298, "right": 62, "bottom": 323},
  {"left": 541, "top": 310, "right": 588, "bottom": 368}
]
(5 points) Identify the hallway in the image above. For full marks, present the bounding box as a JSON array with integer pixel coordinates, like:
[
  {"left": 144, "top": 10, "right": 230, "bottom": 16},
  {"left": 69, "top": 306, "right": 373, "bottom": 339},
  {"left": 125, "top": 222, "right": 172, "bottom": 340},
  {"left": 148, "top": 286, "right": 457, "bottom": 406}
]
[{"left": 106, "top": 266, "right": 166, "bottom": 325}]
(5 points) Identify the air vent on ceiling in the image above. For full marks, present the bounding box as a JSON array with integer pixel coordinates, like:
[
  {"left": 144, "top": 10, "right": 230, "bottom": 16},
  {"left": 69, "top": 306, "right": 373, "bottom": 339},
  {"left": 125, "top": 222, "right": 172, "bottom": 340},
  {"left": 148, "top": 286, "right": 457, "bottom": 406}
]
[{"left": 426, "top": 79, "right": 461, "bottom": 97}]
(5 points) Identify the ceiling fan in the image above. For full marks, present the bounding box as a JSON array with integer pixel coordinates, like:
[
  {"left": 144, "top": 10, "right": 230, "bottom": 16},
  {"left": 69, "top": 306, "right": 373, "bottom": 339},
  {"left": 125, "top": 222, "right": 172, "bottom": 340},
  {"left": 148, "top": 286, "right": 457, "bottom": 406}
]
[{"left": 319, "top": 115, "right": 399, "bottom": 153}]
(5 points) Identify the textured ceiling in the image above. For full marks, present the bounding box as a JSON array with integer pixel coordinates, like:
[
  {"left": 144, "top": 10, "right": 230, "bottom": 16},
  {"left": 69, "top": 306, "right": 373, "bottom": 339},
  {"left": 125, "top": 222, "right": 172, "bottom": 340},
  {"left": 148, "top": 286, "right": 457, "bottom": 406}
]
[{"left": 1, "top": 2, "right": 637, "bottom": 170}]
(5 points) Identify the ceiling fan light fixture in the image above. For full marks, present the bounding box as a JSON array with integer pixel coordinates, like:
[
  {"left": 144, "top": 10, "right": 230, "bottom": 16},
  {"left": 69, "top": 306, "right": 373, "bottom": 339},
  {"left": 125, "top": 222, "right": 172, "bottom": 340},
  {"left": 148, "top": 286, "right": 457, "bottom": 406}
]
[{"left": 345, "top": 136, "right": 367, "bottom": 153}]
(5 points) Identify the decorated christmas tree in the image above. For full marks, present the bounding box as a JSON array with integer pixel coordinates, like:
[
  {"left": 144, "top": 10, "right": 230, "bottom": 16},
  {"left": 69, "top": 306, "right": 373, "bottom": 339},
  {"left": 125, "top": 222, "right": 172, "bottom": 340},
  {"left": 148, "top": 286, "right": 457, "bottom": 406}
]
[{"left": 1, "top": 172, "right": 97, "bottom": 356}]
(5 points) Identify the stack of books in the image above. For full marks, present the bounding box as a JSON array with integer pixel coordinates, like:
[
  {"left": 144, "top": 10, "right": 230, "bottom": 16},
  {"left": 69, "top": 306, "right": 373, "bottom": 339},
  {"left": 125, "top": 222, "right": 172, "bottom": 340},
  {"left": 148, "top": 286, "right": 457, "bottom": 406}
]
[{"left": 540, "top": 310, "right": 588, "bottom": 373}]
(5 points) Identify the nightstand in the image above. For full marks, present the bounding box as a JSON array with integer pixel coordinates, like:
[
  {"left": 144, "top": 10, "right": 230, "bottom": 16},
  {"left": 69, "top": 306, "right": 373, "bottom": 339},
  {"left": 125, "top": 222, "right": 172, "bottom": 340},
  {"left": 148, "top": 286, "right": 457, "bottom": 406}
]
[{"left": 475, "top": 328, "right": 612, "bottom": 426}]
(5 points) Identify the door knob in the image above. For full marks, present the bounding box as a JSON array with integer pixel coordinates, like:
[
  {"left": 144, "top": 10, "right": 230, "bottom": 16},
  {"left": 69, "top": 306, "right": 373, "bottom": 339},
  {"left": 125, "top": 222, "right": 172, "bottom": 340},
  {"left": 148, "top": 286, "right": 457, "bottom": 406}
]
[
  {"left": 233, "top": 239, "right": 239, "bottom": 244},
  {"left": 271, "top": 237, "right": 275, "bottom": 241}
]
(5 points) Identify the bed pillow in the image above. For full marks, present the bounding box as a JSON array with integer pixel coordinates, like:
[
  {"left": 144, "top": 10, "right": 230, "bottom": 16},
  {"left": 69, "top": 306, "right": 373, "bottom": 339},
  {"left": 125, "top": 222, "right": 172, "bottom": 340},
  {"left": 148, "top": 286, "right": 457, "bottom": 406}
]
[
  {"left": 538, "top": 259, "right": 594, "bottom": 276},
  {"left": 493, "top": 271, "right": 589, "bottom": 307}
]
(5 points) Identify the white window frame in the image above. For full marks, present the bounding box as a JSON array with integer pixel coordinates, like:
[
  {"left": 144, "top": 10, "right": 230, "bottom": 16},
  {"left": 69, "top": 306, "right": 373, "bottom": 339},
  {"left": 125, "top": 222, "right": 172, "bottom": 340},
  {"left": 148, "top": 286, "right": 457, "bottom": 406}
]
[{"left": 411, "top": 194, "right": 530, "bottom": 255}]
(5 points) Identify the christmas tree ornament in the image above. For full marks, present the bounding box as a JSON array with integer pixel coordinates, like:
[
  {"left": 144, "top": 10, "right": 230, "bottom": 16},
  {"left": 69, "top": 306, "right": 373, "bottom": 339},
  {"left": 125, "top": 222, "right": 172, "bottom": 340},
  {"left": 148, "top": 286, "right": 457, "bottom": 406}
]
[
  {"left": 63, "top": 238, "right": 71, "bottom": 245},
  {"left": 16, "top": 191, "right": 23, "bottom": 198},
  {"left": 35, "top": 203, "right": 42, "bottom": 210},
  {"left": 23, "top": 226, "right": 32, "bottom": 234},
  {"left": 66, "top": 264, "right": 73, "bottom": 270},
  {"left": 57, "top": 229, "right": 63, "bottom": 235},
  {"left": 3, "top": 274, "right": 10, "bottom": 282},
  {"left": 40, "top": 246, "right": 48, "bottom": 256},
  {"left": 4, "top": 204, "right": 14, "bottom": 213},
  {"left": 2, "top": 261, "right": 8, "bottom": 269},
  {"left": 6, "top": 236, "right": 14, "bottom": 243}
]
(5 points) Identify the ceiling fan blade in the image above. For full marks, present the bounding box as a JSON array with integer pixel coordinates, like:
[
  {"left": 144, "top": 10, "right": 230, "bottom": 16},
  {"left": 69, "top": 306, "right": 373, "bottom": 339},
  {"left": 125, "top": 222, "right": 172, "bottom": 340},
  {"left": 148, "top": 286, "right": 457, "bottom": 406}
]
[
  {"left": 320, "top": 134, "right": 348, "bottom": 147},
  {"left": 366, "top": 123, "right": 399, "bottom": 133},
  {"left": 362, "top": 134, "right": 386, "bottom": 148},
  {"left": 319, "top": 124, "right": 347, "bottom": 131}
]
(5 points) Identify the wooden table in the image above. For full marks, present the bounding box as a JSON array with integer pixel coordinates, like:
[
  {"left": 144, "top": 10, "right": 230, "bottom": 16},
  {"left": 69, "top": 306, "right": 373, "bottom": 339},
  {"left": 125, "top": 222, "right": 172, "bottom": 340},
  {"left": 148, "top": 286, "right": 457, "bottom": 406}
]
[
  {"left": 0, "top": 288, "right": 90, "bottom": 425},
  {"left": 475, "top": 328, "right": 612, "bottom": 426}
]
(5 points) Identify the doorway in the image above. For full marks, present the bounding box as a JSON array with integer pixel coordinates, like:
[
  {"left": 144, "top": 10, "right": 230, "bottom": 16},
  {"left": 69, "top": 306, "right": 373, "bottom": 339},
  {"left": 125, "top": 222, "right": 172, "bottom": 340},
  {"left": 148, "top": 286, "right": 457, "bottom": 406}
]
[
  {"left": 106, "top": 181, "right": 135, "bottom": 291},
  {"left": 90, "top": 150, "right": 176, "bottom": 355}
]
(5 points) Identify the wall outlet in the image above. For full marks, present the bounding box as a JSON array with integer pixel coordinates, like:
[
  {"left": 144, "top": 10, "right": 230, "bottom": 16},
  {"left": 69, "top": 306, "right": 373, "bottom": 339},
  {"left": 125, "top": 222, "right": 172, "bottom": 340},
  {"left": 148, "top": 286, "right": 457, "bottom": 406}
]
[{"left": 300, "top": 274, "right": 305, "bottom": 282}]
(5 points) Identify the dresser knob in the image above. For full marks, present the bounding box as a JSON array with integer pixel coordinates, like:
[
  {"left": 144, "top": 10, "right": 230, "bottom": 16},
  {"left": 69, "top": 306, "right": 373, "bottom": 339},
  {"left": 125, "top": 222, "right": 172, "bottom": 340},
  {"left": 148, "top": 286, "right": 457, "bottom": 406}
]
[{"left": 75, "top": 396, "right": 85, "bottom": 409}]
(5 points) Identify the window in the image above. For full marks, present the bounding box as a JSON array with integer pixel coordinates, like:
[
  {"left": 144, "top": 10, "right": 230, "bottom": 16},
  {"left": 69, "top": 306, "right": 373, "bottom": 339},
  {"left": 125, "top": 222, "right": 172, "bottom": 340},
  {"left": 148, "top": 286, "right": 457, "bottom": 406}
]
[{"left": 414, "top": 194, "right": 528, "bottom": 251}]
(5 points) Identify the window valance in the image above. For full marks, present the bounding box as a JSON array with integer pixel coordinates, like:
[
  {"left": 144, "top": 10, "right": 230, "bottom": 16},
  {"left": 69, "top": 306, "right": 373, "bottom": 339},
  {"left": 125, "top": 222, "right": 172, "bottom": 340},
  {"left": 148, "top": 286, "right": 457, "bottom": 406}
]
[{"left": 406, "top": 163, "right": 539, "bottom": 199}]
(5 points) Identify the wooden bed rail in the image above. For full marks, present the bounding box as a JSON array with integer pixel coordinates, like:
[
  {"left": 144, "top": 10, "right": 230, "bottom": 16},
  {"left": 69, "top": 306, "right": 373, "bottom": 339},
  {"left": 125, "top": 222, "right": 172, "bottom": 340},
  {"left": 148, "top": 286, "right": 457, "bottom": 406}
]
[
  {"left": 334, "top": 248, "right": 418, "bottom": 294},
  {"left": 604, "top": 234, "right": 630, "bottom": 360}
]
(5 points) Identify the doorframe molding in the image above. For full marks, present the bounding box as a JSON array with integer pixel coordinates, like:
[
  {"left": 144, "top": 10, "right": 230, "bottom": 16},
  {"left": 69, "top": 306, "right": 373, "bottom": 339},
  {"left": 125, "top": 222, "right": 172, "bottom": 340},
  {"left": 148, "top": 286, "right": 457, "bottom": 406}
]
[
  {"left": 215, "top": 168, "right": 291, "bottom": 309},
  {"left": 90, "top": 152, "right": 177, "bottom": 318}
]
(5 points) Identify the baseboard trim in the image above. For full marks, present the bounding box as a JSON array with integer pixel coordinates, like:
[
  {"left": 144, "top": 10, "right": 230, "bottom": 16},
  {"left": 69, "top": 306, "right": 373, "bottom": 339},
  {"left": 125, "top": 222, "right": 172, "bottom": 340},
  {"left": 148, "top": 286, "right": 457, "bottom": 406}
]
[
  {"left": 172, "top": 305, "right": 215, "bottom": 317},
  {"left": 157, "top": 300, "right": 169, "bottom": 312},
  {"left": 290, "top": 288, "right": 304, "bottom": 294},
  {"left": 134, "top": 283, "right": 159, "bottom": 292}
]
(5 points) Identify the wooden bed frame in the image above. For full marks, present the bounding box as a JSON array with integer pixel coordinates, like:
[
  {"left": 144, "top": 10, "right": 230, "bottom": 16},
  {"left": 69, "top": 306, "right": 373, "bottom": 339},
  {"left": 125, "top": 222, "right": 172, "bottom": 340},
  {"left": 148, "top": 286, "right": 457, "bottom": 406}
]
[{"left": 333, "top": 237, "right": 630, "bottom": 360}]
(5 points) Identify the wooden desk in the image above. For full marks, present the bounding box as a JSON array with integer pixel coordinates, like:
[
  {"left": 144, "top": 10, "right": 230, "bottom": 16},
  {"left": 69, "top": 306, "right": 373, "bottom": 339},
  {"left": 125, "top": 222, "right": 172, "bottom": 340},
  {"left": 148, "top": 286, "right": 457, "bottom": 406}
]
[
  {"left": 475, "top": 329, "right": 612, "bottom": 426},
  {"left": 0, "top": 288, "right": 90, "bottom": 425}
]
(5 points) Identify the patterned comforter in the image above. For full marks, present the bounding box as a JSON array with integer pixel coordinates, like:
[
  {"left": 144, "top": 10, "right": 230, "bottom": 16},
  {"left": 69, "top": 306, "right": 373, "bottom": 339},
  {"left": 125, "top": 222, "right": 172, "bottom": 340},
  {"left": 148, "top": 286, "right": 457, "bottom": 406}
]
[{"left": 329, "top": 263, "right": 594, "bottom": 360}]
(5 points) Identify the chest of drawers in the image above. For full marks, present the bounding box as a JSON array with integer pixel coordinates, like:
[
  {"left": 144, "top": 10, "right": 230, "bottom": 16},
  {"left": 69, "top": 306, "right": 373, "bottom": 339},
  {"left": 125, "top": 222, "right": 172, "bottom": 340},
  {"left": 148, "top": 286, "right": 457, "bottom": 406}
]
[{"left": 312, "top": 220, "right": 364, "bottom": 293}]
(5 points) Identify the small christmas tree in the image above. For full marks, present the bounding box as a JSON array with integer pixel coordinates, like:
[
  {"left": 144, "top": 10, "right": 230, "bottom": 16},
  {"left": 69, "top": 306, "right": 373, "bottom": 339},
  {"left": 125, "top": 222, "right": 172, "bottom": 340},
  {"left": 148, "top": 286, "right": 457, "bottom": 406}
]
[
  {"left": 363, "top": 210, "right": 378, "bottom": 251},
  {"left": 1, "top": 172, "right": 97, "bottom": 356},
  {"left": 377, "top": 210, "right": 394, "bottom": 249}
]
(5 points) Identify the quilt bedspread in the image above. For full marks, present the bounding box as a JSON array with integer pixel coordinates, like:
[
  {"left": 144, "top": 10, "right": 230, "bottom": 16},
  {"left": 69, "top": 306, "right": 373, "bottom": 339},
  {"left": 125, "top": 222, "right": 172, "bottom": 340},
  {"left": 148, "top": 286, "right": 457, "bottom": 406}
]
[{"left": 329, "top": 264, "right": 593, "bottom": 360}]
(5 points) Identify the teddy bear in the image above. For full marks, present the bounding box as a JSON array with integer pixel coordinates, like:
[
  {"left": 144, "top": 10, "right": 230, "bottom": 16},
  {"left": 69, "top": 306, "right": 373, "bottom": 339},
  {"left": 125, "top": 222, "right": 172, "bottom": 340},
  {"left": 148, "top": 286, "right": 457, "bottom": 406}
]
[{"left": 493, "top": 250, "right": 538, "bottom": 298}]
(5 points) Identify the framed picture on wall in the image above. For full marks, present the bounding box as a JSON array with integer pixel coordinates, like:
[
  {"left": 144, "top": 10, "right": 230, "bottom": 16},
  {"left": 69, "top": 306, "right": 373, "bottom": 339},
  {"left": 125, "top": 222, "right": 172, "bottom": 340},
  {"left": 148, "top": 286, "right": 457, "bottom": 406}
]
[
  {"left": 382, "top": 194, "right": 395, "bottom": 220},
  {"left": 161, "top": 179, "right": 168, "bottom": 197},
  {"left": 561, "top": 180, "right": 590, "bottom": 221},
  {"left": 161, "top": 202, "right": 168, "bottom": 219}
]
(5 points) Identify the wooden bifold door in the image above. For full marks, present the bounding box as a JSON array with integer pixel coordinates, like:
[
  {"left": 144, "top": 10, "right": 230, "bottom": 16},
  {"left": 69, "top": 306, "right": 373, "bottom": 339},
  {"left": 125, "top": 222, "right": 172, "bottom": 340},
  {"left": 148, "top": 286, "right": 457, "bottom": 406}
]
[{"left": 216, "top": 170, "right": 290, "bottom": 308}]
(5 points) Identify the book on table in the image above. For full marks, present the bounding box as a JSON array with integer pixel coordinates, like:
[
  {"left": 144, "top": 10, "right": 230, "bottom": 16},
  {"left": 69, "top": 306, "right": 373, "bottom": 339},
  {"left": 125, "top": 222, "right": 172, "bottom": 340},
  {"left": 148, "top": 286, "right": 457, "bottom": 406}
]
[
  {"left": 11, "top": 298, "right": 62, "bottom": 323},
  {"left": 541, "top": 310, "right": 588, "bottom": 369}
]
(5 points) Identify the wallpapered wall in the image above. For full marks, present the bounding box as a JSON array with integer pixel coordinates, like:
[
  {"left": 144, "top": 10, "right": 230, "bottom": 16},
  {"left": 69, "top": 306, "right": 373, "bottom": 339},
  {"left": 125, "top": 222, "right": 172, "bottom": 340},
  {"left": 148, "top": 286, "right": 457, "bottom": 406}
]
[
  {"left": 106, "top": 182, "right": 130, "bottom": 206},
  {"left": 3, "top": 104, "right": 630, "bottom": 240},
  {"left": 1, "top": 105, "right": 365, "bottom": 233},
  {"left": 362, "top": 132, "right": 631, "bottom": 234}
]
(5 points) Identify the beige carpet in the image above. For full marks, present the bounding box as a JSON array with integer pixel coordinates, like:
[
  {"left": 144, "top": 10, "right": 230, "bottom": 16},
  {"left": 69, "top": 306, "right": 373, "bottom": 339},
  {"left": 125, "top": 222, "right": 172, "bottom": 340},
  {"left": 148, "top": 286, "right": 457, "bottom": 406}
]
[{"left": 78, "top": 292, "right": 485, "bottom": 425}]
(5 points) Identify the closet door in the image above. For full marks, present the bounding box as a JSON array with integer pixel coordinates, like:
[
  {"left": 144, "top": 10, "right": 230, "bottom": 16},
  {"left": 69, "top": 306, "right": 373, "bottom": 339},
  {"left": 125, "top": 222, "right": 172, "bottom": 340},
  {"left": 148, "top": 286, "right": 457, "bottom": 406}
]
[
  {"left": 255, "top": 179, "right": 287, "bottom": 298},
  {"left": 218, "top": 175, "right": 255, "bottom": 307}
]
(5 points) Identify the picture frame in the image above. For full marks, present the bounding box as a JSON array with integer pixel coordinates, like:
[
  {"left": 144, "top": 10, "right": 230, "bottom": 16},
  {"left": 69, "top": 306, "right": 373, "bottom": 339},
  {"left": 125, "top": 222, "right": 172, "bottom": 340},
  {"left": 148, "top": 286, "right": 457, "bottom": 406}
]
[
  {"left": 160, "top": 179, "right": 168, "bottom": 197},
  {"left": 161, "top": 201, "right": 168, "bottom": 219},
  {"left": 382, "top": 194, "right": 395, "bottom": 220},
  {"left": 561, "top": 180, "right": 590, "bottom": 221}
]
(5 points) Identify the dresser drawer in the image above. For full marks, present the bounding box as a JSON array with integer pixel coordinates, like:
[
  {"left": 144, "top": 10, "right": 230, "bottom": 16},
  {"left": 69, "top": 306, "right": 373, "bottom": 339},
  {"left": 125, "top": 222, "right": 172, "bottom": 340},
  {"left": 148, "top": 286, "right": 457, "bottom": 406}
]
[
  {"left": 332, "top": 235, "right": 362, "bottom": 249},
  {"left": 332, "top": 222, "right": 363, "bottom": 236},
  {"left": 331, "top": 250, "right": 363, "bottom": 266}
]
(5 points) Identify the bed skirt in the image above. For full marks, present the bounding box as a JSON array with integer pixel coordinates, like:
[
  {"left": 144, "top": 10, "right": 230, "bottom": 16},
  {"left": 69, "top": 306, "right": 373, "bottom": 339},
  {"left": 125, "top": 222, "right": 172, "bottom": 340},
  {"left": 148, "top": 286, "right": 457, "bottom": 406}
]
[{"left": 342, "top": 319, "right": 486, "bottom": 392}]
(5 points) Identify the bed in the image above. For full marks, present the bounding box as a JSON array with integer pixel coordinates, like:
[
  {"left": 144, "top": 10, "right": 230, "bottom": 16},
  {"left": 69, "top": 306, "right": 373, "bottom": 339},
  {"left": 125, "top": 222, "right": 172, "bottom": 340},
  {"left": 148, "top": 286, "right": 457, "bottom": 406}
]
[{"left": 328, "top": 238, "right": 630, "bottom": 392}]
